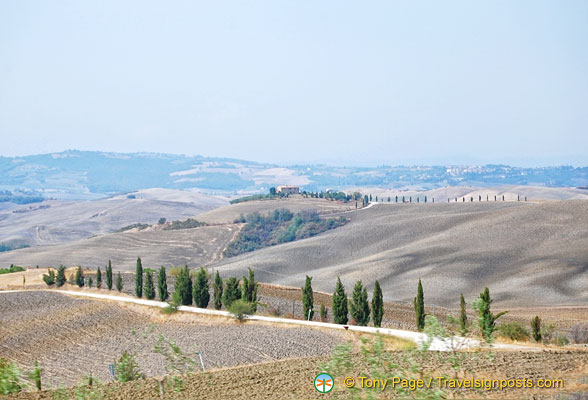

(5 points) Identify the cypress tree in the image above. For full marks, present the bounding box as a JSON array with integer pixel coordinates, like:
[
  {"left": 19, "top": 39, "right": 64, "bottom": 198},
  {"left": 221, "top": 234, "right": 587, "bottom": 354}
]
[
  {"left": 474, "top": 287, "right": 507, "bottom": 341},
  {"left": 106, "top": 260, "right": 113, "bottom": 290},
  {"left": 75, "top": 266, "right": 84, "bottom": 287},
  {"left": 115, "top": 272, "right": 123, "bottom": 292},
  {"left": 414, "top": 279, "right": 425, "bottom": 331},
  {"left": 213, "top": 271, "right": 223, "bottom": 310},
  {"left": 222, "top": 277, "right": 240, "bottom": 308},
  {"left": 193, "top": 267, "right": 210, "bottom": 308},
  {"left": 144, "top": 271, "right": 155, "bottom": 300},
  {"left": 88, "top": 277, "right": 93, "bottom": 288},
  {"left": 302, "top": 275, "right": 314, "bottom": 321},
  {"left": 350, "top": 280, "right": 370, "bottom": 326},
  {"left": 372, "top": 280, "right": 384, "bottom": 328},
  {"left": 135, "top": 257, "right": 143, "bottom": 298},
  {"left": 332, "top": 277, "right": 348, "bottom": 325},
  {"left": 531, "top": 316, "right": 541, "bottom": 342},
  {"left": 460, "top": 293, "right": 468, "bottom": 335},
  {"left": 174, "top": 266, "right": 193, "bottom": 306},
  {"left": 96, "top": 267, "right": 102, "bottom": 289},
  {"left": 158, "top": 266, "right": 168, "bottom": 301},
  {"left": 241, "top": 268, "right": 258, "bottom": 311},
  {"left": 56, "top": 265, "right": 66, "bottom": 287}
]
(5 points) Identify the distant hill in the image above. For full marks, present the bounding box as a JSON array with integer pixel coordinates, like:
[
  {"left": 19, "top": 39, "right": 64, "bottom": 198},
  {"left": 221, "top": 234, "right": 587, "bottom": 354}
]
[{"left": 0, "top": 151, "right": 587, "bottom": 199}]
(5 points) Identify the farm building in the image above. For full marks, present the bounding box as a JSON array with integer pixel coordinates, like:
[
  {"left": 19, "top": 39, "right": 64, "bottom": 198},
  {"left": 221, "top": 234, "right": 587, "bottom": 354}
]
[{"left": 276, "top": 185, "right": 300, "bottom": 195}]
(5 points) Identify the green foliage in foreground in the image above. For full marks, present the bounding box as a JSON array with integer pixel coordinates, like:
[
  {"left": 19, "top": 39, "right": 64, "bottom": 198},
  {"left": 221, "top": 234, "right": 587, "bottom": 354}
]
[
  {"left": 193, "top": 268, "right": 210, "bottom": 308},
  {"left": 0, "top": 264, "right": 25, "bottom": 274},
  {"left": 213, "top": 271, "right": 223, "bottom": 310},
  {"left": 302, "top": 275, "right": 314, "bottom": 321},
  {"left": 371, "top": 280, "right": 384, "bottom": 328},
  {"left": 0, "top": 358, "right": 23, "bottom": 395},
  {"left": 56, "top": 265, "right": 66, "bottom": 287},
  {"left": 241, "top": 268, "right": 258, "bottom": 312},
  {"left": 114, "top": 351, "right": 144, "bottom": 382},
  {"left": 473, "top": 287, "right": 508, "bottom": 343},
  {"left": 224, "top": 208, "right": 347, "bottom": 257},
  {"left": 158, "top": 266, "right": 168, "bottom": 302},
  {"left": 350, "top": 280, "right": 370, "bottom": 326}
]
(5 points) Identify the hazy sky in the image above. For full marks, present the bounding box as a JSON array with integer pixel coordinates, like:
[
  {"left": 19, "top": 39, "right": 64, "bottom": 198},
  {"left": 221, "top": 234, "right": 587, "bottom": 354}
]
[{"left": 1, "top": 1, "right": 587, "bottom": 166}]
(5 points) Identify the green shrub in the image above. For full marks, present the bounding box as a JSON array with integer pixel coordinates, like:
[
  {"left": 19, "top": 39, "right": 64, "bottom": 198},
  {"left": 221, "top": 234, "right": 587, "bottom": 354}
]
[
  {"left": 0, "top": 265, "right": 25, "bottom": 274},
  {"left": 163, "top": 218, "right": 207, "bottom": 230},
  {"left": 114, "top": 352, "right": 144, "bottom": 382},
  {"left": 228, "top": 299, "right": 254, "bottom": 322},
  {"left": 42, "top": 269, "right": 56, "bottom": 286},
  {"left": 497, "top": 322, "right": 530, "bottom": 341},
  {"left": 0, "top": 358, "right": 23, "bottom": 395}
]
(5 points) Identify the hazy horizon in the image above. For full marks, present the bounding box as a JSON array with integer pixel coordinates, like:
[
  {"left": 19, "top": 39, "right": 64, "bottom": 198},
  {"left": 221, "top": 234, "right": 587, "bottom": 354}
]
[{"left": 1, "top": 1, "right": 587, "bottom": 167}]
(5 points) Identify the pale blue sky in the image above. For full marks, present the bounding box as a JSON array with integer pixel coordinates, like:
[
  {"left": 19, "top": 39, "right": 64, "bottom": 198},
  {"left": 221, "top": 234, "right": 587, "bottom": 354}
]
[{"left": 1, "top": 1, "right": 587, "bottom": 166}]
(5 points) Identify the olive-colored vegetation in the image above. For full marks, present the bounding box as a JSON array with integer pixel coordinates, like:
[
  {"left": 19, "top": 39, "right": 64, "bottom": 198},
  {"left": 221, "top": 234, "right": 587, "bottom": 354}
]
[{"left": 225, "top": 208, "right": 347, "bottom": 257}]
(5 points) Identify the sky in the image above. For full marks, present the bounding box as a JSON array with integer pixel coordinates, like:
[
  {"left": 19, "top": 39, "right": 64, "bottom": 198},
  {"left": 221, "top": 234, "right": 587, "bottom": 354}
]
[{"left": 1, "top": 1, "right": 587, "bottom": 167}]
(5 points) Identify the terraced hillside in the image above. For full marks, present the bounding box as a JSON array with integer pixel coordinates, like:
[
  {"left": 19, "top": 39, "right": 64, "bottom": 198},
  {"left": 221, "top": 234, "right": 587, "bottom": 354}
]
[
  {"left": 214, "top": 200, "right": 588, "bottom": 307},
  {"left": 0, "top": 291, "right": 346, "bottom": 388}
]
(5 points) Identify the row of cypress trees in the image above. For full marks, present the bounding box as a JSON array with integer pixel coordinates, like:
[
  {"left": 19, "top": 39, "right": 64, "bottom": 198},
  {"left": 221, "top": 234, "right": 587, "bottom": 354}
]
[{"left": 302, "top": 276, "right": 385, "bottom": 327}]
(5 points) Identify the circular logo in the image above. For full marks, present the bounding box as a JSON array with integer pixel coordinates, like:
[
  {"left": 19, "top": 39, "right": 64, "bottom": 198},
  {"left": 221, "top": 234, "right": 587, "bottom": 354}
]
[{"left": 314, "top": 372, "right": 334, "bottom": 393}]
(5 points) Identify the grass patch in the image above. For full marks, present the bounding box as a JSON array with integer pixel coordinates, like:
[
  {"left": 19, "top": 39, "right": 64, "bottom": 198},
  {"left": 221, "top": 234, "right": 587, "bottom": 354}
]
[{"left": 0, "top": 265, "right": 26, "bottom": 274}]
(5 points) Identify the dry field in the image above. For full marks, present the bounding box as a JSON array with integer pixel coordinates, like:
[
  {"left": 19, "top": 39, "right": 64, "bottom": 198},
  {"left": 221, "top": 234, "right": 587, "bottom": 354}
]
[
  {"left": 215, "top": 200, "right": 588, "bottom": 308},
  {"left": 8, "top": 350, "right": 588, "bottom": 399},
  {"left": 0, "top": 291, "right": 348, "bottom": 388},
  {"left": 0, "top": 224, "right": 239, "bottom": 270},
  {"left": 0, "top": 189, "right": 227, "bottom": 247}
]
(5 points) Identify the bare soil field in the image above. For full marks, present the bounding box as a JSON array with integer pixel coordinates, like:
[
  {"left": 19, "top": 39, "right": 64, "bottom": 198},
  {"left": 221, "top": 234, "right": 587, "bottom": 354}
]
[
  {"left": 215, "top": 200, "right": 588, "bottom": 308},
  {"left": 0, "top": 189, "right": 227, "bottom": 247},
  {"left": 0, "top": 291, "right": 348, "bottom": 388},
  {"left": 9, "top": 351, "right": 588, "bottom": 399},
  {"left": 0, "top": 224, "right": 239, "bottom": 270}
]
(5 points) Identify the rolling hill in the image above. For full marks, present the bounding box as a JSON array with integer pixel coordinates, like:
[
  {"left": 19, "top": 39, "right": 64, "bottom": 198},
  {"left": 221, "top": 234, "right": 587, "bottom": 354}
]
[
  {"left": 213, "top": 200, "right": 588, "bottom": 308},
  {"left": 0, "top": 189, "right": 228, "bottom": 247}
]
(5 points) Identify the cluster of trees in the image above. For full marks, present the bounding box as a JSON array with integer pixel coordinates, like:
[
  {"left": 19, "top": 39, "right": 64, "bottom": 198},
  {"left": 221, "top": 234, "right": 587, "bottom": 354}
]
[
  {"left": 303, "top": 276, "right": 384, "bottom": 327},
  {"left": 226, "top": 209, "right": 347, "bottom": 257}
]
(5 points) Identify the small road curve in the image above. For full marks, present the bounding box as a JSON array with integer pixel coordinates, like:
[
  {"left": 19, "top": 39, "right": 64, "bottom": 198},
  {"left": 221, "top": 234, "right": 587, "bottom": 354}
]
[{"left": 0, "top": 289, "right": 533, "bottom": 352}]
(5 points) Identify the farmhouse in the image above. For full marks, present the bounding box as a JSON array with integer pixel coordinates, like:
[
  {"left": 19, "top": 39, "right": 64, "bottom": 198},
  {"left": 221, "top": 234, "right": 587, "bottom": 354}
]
[{"left": 276, "top": 185, "right": 299, "bottom": 195}]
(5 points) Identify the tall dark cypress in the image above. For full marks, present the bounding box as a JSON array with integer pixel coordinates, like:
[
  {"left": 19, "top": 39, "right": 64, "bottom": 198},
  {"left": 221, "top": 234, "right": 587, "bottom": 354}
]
[
  {"left": 193, "top": 267, "right": 210, "bottom": 308},
  {"left": 371, "top": 280, "right": 384, "bottom": 328},
  {"left": 332, "top": 277, "right": 348, "bottom": 325},
  {"left": 302, "top": 276, "right": 314, "bottom": 320},
  {"left": 459, "top": 293, "right": 468, "bottom": 335},
  {"left": 144, "top": 270, "right": 155, "bottom": 300},
  {"left": 414, "top": 279, "right": 425, "bottom": 331},
  {"left": 135, "top": 257, "right": 143, "bottom": 298},
  {"left": 96, "top": 267, "right": 102, "bottom": 289},
  {"left": 350, "top": 280, "right": 370, "bottom": 326},
  {"left": 174, "top": 265, "right": 193, "bottom": 306},
  {"left": 213, "top": 271, "right": 223, "bottom": 310},
  {"left": 106, "top": 260, "right": 113, "bottom": 290},
  {"left": 158, "top": 266, "right": 168, "bottom": 301}
]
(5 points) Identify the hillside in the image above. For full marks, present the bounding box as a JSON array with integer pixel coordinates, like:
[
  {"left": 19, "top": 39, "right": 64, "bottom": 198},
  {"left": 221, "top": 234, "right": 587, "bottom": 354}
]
[
  {"left": 0, "top": 189, "right": 227, "bottom": 247},
  {"left": 1, "top": 151, "right": 587, "bottom": 198},
  {"left": 213, "top": 200, "right": 588, "bottom": 308}
]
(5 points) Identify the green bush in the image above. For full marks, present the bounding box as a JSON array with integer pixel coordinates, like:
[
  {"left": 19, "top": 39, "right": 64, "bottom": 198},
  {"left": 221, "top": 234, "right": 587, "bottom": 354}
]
[
  {"left": 114, "top": 352, "right": 144, "bottom": 382},
  {"left": 497, "top": 322, "right": 530, "bottom": 341},
  {"left": 163, "top": 218, "right": 207, "bottom": 230},
  {"left": 42, "top": 269, "right": 56, "bottom": 285},
  {"left": 0, "top": 358, "right": 23, "bottom": 395},
  {"left": 228, "top": 299, "right": 254, "bottom": 322},
  {"left": 0, "top": 265, "right": 25, "bottom": 275}
]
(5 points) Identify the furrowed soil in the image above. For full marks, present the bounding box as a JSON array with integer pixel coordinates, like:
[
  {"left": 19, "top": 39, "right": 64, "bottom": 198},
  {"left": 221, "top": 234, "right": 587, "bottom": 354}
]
[
  {"left": 0, "top": 291, "right": 348, "bottom": 388},
  {"left": 9, "top": 352, "right": 588, "bottom": 399}
]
